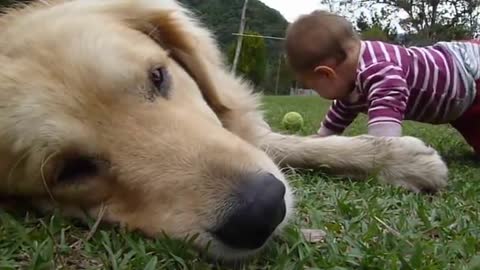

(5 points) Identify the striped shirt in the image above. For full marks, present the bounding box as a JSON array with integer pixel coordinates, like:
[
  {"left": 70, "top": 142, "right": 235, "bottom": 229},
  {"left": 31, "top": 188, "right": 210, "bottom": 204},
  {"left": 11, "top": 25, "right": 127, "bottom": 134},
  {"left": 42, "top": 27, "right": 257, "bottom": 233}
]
[{"left": 320, "top": 40, "right": 480, "bottom": 136}]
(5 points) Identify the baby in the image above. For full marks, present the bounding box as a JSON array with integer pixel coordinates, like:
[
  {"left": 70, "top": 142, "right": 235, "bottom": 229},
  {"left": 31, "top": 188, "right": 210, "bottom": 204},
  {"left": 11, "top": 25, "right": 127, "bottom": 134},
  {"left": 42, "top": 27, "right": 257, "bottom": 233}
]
[{"left": 285, "top": 10, "right": 480, "bottom": 155}]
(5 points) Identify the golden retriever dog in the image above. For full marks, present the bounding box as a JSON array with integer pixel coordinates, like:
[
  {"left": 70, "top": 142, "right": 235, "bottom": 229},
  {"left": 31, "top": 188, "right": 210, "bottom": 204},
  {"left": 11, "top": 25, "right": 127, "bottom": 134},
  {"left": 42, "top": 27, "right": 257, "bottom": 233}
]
[{"left": 0, "top": 0, "right": 448, "bottom": 260}]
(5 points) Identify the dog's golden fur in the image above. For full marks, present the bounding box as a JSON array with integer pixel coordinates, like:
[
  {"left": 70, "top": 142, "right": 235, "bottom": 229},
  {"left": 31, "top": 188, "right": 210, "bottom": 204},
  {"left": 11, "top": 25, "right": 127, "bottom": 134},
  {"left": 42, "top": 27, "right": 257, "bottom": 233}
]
[{"left": 0, "top": 0, "right": 448, "bottom": 259}]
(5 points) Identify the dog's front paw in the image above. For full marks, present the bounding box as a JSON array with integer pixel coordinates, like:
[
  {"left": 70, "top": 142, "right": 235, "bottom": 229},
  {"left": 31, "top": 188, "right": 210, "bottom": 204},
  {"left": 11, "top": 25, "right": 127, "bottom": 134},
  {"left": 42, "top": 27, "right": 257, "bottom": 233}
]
[{"left": 377, "top": 136, "right": 448, "bottom": 193}]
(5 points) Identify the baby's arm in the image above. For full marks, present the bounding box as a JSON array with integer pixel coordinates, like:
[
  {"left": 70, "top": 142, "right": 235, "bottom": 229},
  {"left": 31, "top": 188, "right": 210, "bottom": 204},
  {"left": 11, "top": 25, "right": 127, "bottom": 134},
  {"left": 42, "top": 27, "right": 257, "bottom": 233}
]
[
  {"left": 316, "top": 99, "right": 360, "bottom": 137},
  {"left": 368, "top": 122, "right": 402, "bottom": 136},
  {"left": 360, "top": 62, "right": 409, "bottom": 137}
]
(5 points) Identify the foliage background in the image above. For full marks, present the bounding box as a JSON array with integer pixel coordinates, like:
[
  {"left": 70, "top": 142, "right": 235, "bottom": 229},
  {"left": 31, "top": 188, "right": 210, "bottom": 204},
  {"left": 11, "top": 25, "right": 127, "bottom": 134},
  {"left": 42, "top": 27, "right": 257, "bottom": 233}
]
[
  {"left": 180, "top": 0, "right": 480, "bottom": 94},
  {"left": 1, "top": 0, "right": 479, "bottom": 94}
]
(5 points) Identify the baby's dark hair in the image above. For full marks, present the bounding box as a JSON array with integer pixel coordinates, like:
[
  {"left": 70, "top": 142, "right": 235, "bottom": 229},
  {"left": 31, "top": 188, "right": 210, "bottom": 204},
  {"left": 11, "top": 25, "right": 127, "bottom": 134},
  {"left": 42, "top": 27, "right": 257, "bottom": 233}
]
[{"left": 285, "top": 10, "right": 359, "bottom": 73}]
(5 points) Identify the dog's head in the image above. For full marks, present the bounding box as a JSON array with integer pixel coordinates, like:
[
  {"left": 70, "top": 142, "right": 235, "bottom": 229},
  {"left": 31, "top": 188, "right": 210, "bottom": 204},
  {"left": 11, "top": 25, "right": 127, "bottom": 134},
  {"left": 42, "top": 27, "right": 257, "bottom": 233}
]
[{"left": 0, "top": 0, "right": 293, "bottom": 259}]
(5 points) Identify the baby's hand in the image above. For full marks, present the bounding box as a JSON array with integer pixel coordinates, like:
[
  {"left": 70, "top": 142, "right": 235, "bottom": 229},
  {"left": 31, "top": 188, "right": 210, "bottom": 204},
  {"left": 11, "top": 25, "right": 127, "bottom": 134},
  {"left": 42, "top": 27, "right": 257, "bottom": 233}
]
[
  {"left": 309, "top": 133, "right": 327, "bottom": 138},
  {"left": 316, "top": 126, "right": 337, "bottom": 137}
]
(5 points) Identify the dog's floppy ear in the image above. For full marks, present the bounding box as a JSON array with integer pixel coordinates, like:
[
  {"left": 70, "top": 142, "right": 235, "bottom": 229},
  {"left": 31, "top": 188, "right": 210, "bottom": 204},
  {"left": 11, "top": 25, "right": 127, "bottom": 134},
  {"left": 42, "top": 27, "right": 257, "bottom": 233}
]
[{"left": 127, "top": 9, "right": 230, "bottom": 116}]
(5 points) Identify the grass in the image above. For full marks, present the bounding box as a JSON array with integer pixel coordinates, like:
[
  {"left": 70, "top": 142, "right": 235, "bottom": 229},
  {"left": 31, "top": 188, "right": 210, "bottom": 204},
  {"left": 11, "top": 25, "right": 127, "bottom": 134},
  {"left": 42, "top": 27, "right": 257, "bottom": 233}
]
[{"left": 1, "top": 95, "right": 480, "bottom": 270}]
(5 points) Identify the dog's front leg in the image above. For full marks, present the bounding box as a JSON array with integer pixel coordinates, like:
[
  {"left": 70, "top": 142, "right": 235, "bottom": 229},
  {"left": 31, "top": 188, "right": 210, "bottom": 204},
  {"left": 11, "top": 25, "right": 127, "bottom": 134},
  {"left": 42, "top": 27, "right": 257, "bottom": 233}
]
[{"left": 257, "top": 131, "right": 448, "bottom": 193}]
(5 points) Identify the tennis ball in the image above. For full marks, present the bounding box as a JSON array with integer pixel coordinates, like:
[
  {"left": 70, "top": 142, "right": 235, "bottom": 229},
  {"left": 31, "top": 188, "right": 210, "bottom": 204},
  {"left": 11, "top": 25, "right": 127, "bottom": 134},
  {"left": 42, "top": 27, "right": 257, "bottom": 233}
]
[{"left": 282, "top": 111, "right": 304, "bottom": 132}]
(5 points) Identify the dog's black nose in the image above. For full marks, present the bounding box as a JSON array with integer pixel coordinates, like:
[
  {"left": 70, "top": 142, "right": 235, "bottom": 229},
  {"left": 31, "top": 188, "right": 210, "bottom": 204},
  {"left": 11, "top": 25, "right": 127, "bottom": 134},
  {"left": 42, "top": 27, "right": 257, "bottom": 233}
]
[{"left": 213, "top": 173, "right": 287, "bottom": 250}]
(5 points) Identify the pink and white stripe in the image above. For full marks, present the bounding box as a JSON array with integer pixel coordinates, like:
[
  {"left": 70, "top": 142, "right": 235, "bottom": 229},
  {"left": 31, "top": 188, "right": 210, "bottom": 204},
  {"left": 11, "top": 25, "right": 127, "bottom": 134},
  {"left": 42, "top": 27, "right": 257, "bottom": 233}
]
[{"left": 320, "top": 40, "right": 479, "bottom": 136}]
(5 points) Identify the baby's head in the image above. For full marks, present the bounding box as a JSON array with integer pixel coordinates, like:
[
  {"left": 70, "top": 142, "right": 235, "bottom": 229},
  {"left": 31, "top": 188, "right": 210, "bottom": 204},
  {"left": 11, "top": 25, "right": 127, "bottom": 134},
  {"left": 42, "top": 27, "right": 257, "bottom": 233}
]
[{"left": 285, "top": 10, "right": 360, "bottom": 100}]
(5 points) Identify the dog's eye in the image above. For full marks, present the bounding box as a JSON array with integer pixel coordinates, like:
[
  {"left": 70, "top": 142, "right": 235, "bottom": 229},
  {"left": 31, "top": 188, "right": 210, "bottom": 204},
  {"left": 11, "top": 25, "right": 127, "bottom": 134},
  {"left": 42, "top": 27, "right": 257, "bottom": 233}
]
[
  {"left": 150, "top": 66, "right": 171, "bottom": 98},
  {"left": 56, "top": 156, "right": 100, "bottom": 183}
]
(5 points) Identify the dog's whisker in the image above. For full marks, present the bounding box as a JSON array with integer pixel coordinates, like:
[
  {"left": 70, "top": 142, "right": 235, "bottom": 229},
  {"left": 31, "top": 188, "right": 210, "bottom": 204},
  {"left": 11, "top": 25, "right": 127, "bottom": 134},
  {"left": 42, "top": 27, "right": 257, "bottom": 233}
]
[
  {"left": 6, "top": 149, "right": 31, "bottom": 192},
  {"left": 40, "top": 150, "right": 59, "bottom": 205},
  {"left": 85, "top": 203, "right": 106, "bottom": 242},
  {"left": 38, "top": 0, "right": 51, "bottom": 6}
]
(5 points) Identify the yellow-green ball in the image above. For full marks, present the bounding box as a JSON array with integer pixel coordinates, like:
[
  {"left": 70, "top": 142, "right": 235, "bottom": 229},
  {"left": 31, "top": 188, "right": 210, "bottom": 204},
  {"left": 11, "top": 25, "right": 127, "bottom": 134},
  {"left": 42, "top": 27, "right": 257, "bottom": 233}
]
[{"left": 282, "top": 112, "right": 304, "bottom": 132}]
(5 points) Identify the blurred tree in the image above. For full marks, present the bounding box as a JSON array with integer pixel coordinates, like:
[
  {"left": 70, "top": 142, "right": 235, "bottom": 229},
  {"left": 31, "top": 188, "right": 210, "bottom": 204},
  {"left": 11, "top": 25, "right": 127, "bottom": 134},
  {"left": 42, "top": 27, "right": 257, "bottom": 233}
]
[
  {"left": 227, "top": 31, "right": 267, "bottom": 88},
  {"left": 379, "top": 0, "right": 480, "bottom": 43},
  {"left": 356, "top": 10, "right": 398, "bottom": 42}
]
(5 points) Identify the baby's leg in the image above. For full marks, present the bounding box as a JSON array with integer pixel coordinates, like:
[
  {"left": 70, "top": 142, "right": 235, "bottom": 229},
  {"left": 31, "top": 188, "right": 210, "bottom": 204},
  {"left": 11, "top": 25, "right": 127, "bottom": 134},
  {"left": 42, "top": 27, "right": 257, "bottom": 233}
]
[
  {"left": 451, "top": 122, "right": 480, "bottom": 156},
  {"left": 451, "top": 80, "right": 480, "bottom": 157}
]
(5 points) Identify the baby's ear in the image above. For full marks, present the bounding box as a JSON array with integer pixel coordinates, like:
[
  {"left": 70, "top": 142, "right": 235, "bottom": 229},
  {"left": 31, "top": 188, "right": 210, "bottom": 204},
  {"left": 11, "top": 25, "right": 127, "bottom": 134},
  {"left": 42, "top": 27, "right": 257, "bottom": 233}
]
[{"left": 314, "top": 65, "right": 336, "bottom": 79}]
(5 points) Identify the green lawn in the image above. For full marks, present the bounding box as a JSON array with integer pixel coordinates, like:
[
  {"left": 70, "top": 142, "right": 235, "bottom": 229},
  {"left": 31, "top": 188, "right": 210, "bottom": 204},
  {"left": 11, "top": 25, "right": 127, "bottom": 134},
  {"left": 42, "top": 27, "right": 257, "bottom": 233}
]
[{"left": 1, "top": 96, "right": 480, "bottom": 269}]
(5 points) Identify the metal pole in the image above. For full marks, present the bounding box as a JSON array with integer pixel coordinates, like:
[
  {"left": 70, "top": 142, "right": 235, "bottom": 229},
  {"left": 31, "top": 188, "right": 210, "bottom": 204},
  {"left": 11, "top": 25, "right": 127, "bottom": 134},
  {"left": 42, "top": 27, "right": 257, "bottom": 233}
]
[
  {"left": 274, "top": 53, "right": 282, "bottom": 95},
  {"left": 231, "top": 0, "right": 249, "bottom": 74},
  {"left": 231, "top": 33, "right": 285, "bottom": 40}
]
